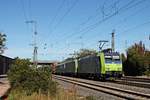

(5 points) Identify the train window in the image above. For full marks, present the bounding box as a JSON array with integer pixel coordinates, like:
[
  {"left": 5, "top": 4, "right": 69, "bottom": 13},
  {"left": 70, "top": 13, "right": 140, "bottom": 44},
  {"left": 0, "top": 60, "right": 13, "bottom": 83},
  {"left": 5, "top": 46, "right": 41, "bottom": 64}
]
[
  {"left": 113, "top": 55, "right": 121, "bottom": 63},
  {"left": 114, "top": 59, "right": 121, "bottom": 63},
  {"left": 113, "top": 56, "right": 120, "bottom": 59},
  {"left": 105, "top": 58, "right": 112, "bottom": 63}
]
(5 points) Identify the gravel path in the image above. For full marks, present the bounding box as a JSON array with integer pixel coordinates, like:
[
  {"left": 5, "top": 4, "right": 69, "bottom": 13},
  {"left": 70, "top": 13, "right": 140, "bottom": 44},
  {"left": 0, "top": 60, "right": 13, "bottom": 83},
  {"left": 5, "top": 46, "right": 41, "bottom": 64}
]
[{"left": 0, "top": 78, "right": 10, "bottom": 97}]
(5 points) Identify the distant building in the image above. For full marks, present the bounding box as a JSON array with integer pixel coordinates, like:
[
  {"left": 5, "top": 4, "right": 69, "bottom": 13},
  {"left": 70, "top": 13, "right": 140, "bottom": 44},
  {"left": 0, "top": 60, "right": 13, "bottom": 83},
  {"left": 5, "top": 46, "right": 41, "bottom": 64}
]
[
  {"left": 30, "top": 60, "right": 59, "bottom": 72},
  {"left": 0, "top": 55, "right": 13, "bottom": 75}
]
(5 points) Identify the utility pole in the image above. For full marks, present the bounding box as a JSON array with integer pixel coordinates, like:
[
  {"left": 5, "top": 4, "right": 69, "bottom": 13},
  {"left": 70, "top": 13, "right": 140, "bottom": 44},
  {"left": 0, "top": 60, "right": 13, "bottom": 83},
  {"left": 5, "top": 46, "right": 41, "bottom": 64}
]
[
  {"left": 98, "top": 40, "right": 108, "bottom": 52},
  {"left": 26, "top": 20, "right": 38, "bottom": 68},
  {"left": 111, "top": 30, "right": 115, "bottom": 52}
]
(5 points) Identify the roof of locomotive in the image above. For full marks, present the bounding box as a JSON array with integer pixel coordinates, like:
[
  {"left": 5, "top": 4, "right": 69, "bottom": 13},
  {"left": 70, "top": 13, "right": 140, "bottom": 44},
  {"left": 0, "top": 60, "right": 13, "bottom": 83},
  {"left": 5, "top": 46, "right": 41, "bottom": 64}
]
[
  {"left": 101, "top": 48, "right": 120, "bottom": 56},
  {"left": 57, "top": 59, "right": 77, "bottom": 66},
  {"left": 78, "top": 54, "right": 98, "bottom": 61},
  {"left": 104, "top": 52, "right": 120, "bottom": 56}
]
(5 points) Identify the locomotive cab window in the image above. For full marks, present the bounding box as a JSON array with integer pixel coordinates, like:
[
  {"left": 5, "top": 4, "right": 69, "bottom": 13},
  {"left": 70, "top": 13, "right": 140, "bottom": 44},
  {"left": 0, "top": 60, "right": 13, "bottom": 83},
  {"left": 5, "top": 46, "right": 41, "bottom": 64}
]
[
  {"left": 104, "top": 56, "right": 112, "bottom": 63},
  {"left": 113, "top": 56, "right": 121, "bottom": 63},
  {"left": 113, "top": 59, "right": 121, "bottom": 63}
]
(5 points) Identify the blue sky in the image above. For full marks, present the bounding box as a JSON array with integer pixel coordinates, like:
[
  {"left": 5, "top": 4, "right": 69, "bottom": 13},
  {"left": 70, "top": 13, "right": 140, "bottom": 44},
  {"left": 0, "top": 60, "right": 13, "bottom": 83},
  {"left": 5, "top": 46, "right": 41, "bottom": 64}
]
[{"left": 0, "top": 0, "right": 150, "bottom": 61}]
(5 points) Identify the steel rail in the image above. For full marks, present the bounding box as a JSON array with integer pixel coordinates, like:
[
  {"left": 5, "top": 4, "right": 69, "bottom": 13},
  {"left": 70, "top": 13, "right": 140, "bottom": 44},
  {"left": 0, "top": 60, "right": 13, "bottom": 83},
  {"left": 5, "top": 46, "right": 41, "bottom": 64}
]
[
  {"left": 53, "top": 75, "right": 150, "bottom": 100},
  {"left": 122, "top": 76, "right": 150, "bottom": 83},
  {"left": 113, "top": 79, "right": 150, "bottom": 89},
  {"left": 0, "top": 75, "right": 7, "bottom": 78}
]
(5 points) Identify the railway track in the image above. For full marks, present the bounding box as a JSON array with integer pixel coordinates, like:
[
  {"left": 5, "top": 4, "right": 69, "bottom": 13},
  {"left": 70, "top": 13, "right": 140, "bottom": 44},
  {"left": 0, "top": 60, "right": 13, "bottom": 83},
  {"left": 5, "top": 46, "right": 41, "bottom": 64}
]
[
  {"left": 122, "top": 76, "right": 150, "bottom": 83},
  {"left": 111, "top": 76, "right": 150, "bottom": 89},
  {"left": 53, "top": 75, "right": 150, "bottom": 100},
  {"left": 0, "top": 74, "right": 7, "bottom": 78},
  {"left": 113, "top": 79, "right": 150, "bottom": 89}
]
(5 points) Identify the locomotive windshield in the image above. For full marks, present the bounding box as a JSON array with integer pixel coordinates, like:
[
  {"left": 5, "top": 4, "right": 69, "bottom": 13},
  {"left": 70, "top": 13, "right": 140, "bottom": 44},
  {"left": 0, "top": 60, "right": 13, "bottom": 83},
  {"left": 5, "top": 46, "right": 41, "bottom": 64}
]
[
  {"left": 104, "top": 53, "right": 121, "bottom": 64},
  {"left": 104, "top": 55, "right": 112, "bottom": 63},
  {"left": 113, "top": 56, "right": 121, "bottom": 63},
  {"left": 105, "top": 58, "right": 112, "bottom": 63}
]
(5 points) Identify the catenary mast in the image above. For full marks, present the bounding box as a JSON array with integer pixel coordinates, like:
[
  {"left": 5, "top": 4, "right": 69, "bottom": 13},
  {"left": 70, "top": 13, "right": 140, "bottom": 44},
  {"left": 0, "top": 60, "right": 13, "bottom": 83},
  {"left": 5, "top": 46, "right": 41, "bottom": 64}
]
[{"left": 26, "top": 20, "right": 38, "bottom": 67}]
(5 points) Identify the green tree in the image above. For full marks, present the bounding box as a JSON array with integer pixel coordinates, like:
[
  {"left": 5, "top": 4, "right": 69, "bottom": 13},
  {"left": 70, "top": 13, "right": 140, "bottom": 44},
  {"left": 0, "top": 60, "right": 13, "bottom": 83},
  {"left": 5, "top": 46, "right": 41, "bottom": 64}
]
[
  {"left": 7, "top": 58, "right": 31, "bottom": 88},
  {"left": 123, "top": 41, "right": 150, "bottom": 76},
  {"left": 0, "top": 33, "right": 6, "bottom": 54},
  {"left": 121, "top": 53, "right": 127, "bottom": 75},
  {"left": 121, "top": 53, "right": 126, "bottom": 63},
  {"left": 143, "top": 51, "right": 150, "bottom": 75},
  {"left": 7, "top": 58, "right": 57, "bottom": 96},
  {"left": 70, "top": 48, "right": 97, "bottom": 59}
]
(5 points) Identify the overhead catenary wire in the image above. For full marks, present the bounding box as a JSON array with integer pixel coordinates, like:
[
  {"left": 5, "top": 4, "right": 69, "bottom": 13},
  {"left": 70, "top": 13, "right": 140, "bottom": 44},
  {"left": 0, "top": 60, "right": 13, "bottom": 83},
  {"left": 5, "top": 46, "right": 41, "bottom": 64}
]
[
  {"left": 57, "top": 0, "right": 148, "bottom": 55},
  {"left": 84, "top": 1, "right": 150, "bottom": 48},
  {"left": 74, "top": 0, "right": 148, "bottom": 52},
  {"left": 101, "top": 0, "right": 120, "bottom": 17},
  {"left": 72, "top": 0, "right": 144, "bottom": 39},
  {"left": 86, "top": 19, "right": 150, "bottom": 50},
  {"left": 113, "top": 3, "right": 150, "bottom": 30},
  {"left": 120, "top": 20, "right": 150, "bottom": 36},
  {"left": 20, "top": 0, "right": 33, "bottom": 21},
  {"left": 49, "top": 0, "right": 66, "bottom": 30},
  {"left": 50, "top": 0, "right": 79, "bottom": 35},
  {"left": 26, "top": 0, "right": 148, "bottom": 59},
  {"left": 79, "top": 0, "right": 121, "bottom": 27},
  {"left": 58, "top": 0, "right": 122, "bottom": 42},
  {"left": 57, "top": 0, "right": 136, "bottom": 42},
  {"left": 56, "top": 0, "right": 147, "bottom": 57},
  {"left": 28, "top": 0, "right": 33, "bottom": 20},
  {"left": 20, "top": 0, "right": 29, "bottom": 21},
  {"left": 60, "top": 0, "right": 146, "bottom": 42},
  {"left": 47, "top": 0, "right": 79, "bottom": 48}
]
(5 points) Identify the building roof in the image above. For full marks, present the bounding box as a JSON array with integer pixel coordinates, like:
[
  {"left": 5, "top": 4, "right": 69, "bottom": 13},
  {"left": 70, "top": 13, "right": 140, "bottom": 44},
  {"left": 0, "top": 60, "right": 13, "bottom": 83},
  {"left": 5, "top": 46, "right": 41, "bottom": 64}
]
[{"left": 31, "top": 60, "right": 59, "bottom": 65}]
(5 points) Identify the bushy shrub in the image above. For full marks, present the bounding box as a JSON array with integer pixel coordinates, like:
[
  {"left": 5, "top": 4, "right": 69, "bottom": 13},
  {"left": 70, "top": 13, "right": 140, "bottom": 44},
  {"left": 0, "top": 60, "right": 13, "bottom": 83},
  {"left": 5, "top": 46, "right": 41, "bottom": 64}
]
[
  {"left": 122, "top": 41, "right": 150, "bottom": 76},
  {"left": 7, "top": 58, "right": 57, "bottom": 96}
]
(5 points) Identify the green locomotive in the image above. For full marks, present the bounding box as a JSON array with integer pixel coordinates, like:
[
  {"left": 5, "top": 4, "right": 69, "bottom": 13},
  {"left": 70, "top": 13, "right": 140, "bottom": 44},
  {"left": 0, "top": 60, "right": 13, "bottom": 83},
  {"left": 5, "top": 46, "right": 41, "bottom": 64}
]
[{"left": 55, "top": 49, "right": 122, "bottom": 80}]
